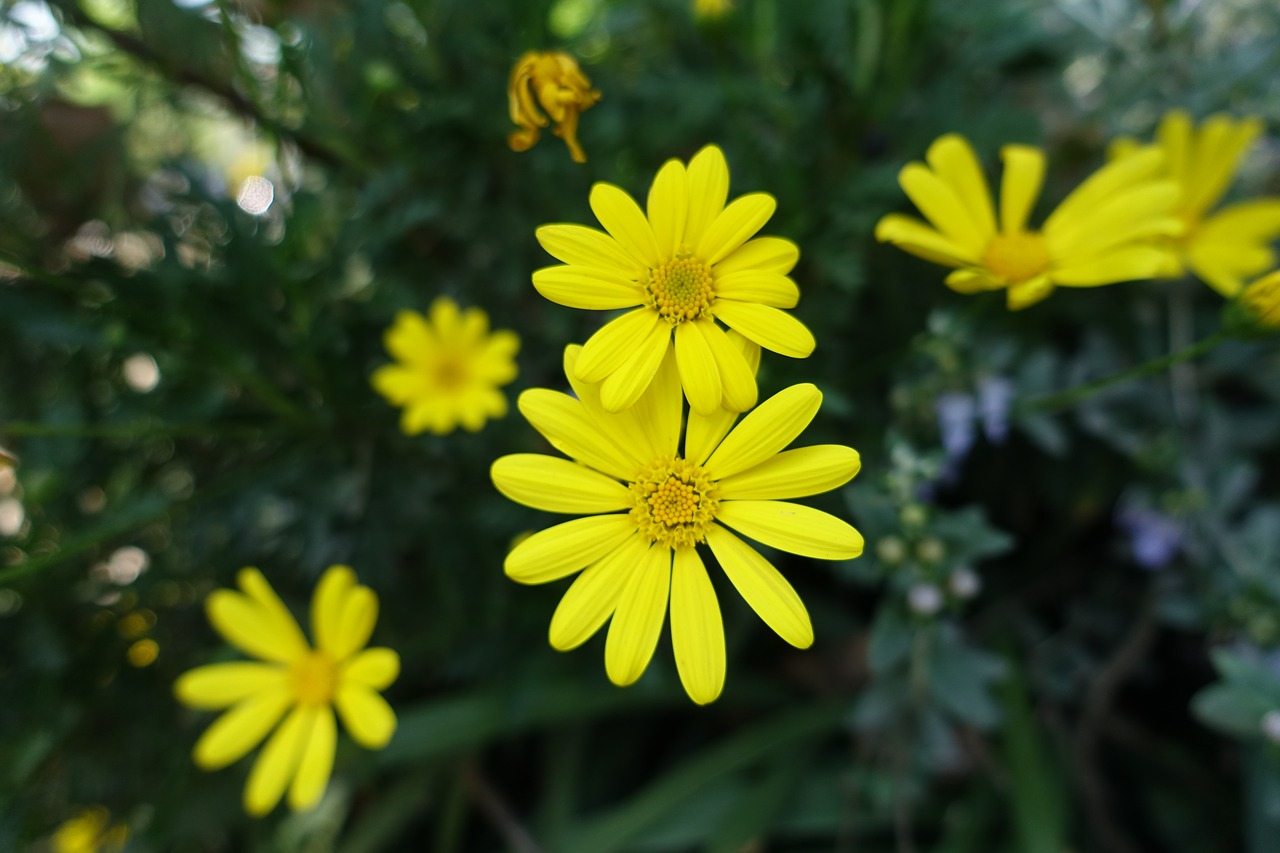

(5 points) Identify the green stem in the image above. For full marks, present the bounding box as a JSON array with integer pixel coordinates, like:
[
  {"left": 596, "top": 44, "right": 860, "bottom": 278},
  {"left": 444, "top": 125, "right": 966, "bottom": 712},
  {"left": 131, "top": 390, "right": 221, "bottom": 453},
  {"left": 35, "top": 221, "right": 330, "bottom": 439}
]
[{"left": 1016, "top": 330, "right": 1230, "bottom": 415}]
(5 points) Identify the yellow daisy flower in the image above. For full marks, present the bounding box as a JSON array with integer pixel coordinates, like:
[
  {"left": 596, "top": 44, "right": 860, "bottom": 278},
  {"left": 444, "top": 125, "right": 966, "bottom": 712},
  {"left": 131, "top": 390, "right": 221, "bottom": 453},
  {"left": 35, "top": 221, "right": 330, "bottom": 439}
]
[
  {"left": 371, "top": 296, "right": 519, "bottom": 436},
  {"left": 174, "top": 566, "right": 399, "bottom": 817},
  {"left": 51, "top": 807, "right": 127, "bottom": 853},
  {"left": 534, "top": 144, "right": 814, "bottom": 415},
  {"left": 491, "top": 340, "right": 862, "bottom": 705},
  {"left": 875, "top": 133, "right": 1183, "bottom": 310},
  {"left": 1110, "top": 110, "right": 1280, "bottom": 297},
  {"left": 508, "top": 51, "right": 602, "bottom": 164}
]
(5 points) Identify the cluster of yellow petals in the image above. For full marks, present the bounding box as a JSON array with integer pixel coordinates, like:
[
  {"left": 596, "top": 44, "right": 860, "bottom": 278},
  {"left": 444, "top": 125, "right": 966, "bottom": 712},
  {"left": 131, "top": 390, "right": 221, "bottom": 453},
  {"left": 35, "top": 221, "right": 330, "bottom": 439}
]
[{"left": 507, "top": 51, "right": 601, "bottom": 163}]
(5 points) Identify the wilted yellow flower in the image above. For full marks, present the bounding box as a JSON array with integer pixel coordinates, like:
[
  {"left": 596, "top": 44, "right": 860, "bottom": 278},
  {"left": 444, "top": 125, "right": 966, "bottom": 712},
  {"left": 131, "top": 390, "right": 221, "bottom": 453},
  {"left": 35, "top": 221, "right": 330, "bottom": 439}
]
[
  {"left": 372, "top": 296, "right": 519, "bottom": 436},
  {"left": 51, "top": 807, "right": 127, "bottom": 853},
  {"left": 175, "top": 566, "right": 399, "bottom": 816},
  {"left": 1111, "top": 111, "right": 1280, "bottom": 297},
  {"left": 491, "top": 342, "right": 862, "bottom": 705},
  {"left": 693, "top": 0, "right": 733, "bottom": 20},
  {"left": 876, "top": 134, "right": 1183, "bottom": 310},
  {"left": 508, "top": 51, "right": 601, "bottom": 163},
  {"left": 535, "top": 144, "right": 813, "bottom": 415}
]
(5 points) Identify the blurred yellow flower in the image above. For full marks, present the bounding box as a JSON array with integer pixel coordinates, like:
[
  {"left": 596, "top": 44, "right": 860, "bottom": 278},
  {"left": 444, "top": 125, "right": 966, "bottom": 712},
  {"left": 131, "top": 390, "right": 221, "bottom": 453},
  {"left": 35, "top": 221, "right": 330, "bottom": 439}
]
[
  {"left": 1111, "top": 111, "right": 1280, "bottom": 297},
  {"left": 372, "top": 297, "right": 519, "bottom": 436},
  {"left": 52, "top": 807, "right": 127, "bottom": 853},
  {"left": 175, "top": 566, "right": 399, "bottom": 817},
  {"left": 508, "top": 50, "right": 601, "bottom": 163},
  {"left": 491, "top": 342, "right": 862, "bottom": 704},
  {"left": 535, "top": 144, "right": 813, "bottom": 415},
  {"left": 1238, "top": 270, "right": 1280, "bottom": 331},
  {"left": 876, "top": 134, "right": 1183, "bottom": 310},
  {"left": 693, "top": 0, "right": 733, "bottom": 20}
]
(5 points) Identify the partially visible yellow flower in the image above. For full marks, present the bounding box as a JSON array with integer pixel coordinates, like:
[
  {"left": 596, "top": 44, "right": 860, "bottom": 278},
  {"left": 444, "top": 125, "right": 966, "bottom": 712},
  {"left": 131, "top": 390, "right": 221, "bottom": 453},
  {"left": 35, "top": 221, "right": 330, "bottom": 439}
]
[
  {"left": 508, "top": 51, "right": 601, "bottom": 164},
  {"left": 372, "top": 297, "right": 519, "bottom": 436},
  {"left": 535, "top": 144, "right": 814, "bottom": 415},
  {"left": 1225, "top": 269, "right": 1280, "bottom": 336},
  {"left": 693, "top": 0, "right": 733, "bottom": 20},
  {"left": 1110, "top": 110, "right": 1280, "bottom": 297},
  {"left": 491, "top": 341, "right": 863, "bottom": 705},
  {"left": 52, "top": 807, "right": 127, "bottom": 853},
  {"left": 175, "top": 566, "right": 399, "bottom": 817},
  {"left": 876, "top": 134, "right": 1183, "bottom": 310}
]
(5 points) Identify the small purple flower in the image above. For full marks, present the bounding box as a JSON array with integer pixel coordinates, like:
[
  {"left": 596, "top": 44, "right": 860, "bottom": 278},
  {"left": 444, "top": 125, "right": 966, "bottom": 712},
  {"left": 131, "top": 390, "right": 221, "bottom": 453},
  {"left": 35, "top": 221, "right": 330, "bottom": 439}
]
[
  {"left": 935, "top": 392, "right": 976, "bottom": 484},
  {"left": 1116, "top": 505, "right": 1182, "bottom": 570},
  {"left": 978, "top": 376, "right": 1015, "bottom": 443}
]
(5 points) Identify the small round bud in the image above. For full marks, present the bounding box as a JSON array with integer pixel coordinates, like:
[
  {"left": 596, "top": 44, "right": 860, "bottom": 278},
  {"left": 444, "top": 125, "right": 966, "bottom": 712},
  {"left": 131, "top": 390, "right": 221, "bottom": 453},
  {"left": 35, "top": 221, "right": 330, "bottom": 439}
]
[
  {"left": 915, "top": 536, "right": 946, "bottom": 564},
  {"left": 876, "top": 536, "right": 907, "bottom": 566},
  {"left": 948, "top": 566, "right": 981, "bottom": 599},
  {"left": 908, "top": 583, "right": 943, "bottom": 616},
  {"left": 1262, "top": 710, "right": 1280, "bottom": 745},
  {"left": 1225, "top": 271, "right": 1280, "bottom": 339},
  {"left": 899, "top": 503, "right": 927, "bottom": 529}
]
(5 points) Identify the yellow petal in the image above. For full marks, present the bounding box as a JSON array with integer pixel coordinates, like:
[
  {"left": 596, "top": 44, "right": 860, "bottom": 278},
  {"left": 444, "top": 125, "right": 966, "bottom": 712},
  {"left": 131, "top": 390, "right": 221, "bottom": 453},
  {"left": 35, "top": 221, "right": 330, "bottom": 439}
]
[
  {"left": 675, "top": 320, "right": 722, "bottom": 416},
  {"left": 371, "top": 365, "right": 425, "bottom": 405},
  {"left": 627, "top": 344, "right": 683, "bottom": 458},
  {"left": 717, "top": 500, "right": 863, "bottom": 560},
  {"left": 532, "top": 265, "right": 646, "bottom": 310},
  {"left": 714, "top": 270, "right": 799, "bottom": 308},
  {"left": 999, "top": 145, "right": 1045, "bottom": 234},
  {"left": 536, "top": 224, "right": 642, "bottom": 274},
  {"left": 564, "top": 345, "right": 665, "bottom": 463},
  {"left": 1051, "top": 245, "right": 1174, "bottom": 287},
  {"left": 714, "top": 236, "right": 800, "bottom": 277},
  {"left": 577, "top": 308, "right": 662, "bottom": 384},
  {"left": 1043, "top": 147, "right": 1164, "bottom": 236},
  {"left": 712, "top": 300, "right": 814, "bottom": 358},
  {"left": 1156, "top": 109, "right": 1192, "bottom": 185},
  {"left": 874, "top": 213, "right": 980, "bottom": 267},
  {"left": 335, "top": 684, "right": 397, "bottom": 749},
  {"left": 504, "top": 514, "right": 638, "bottom": 584},
  {"left": 175, "top": 662, "right": 288, "bottom": 710},
  {"left": 591, "top": 182, "right": 663, "bottom": 268},
  {"left": 244, "top": 706, "right": 316, "bottom": 817},
  {"left": 549, "top": 534, "right": 646, "bottom": 651},
  {"left": 704, "top": 524, "right": 812, "bottom": 648},
  {"left": 328, "top": 585, "right": 377, "bottom": 660},
  {"left": 311, "top": 565, "right": 356, "bottom": 659},
  {"left": 492, "top": 453, "right": 631, "bottom": 514},
  {"left": 604, "top": 543, "right": 671, "bottom": 687},
  {"left": 206, "top": 591, "right": 302, "bottom": 665},
  {"left": 287, "top": 705, "right": 336, "bottom": 811},
  {"left": 1185, "top": 238, "right": 1274, "bottom": 298},
  {"left": 696, "top": 192, "right": 776, "bottom": 266},
  {"left": 898, "top": 162, "right": 990, "bottom": 253},
  {"left": 517, "top": 389, "right": 638, "bottom": 481},
  {"left": 599, "top": 319, "right": 672, "bottom": 412},
  {"left": 236, "top": 568, "right": 310, "bottom": 657},
  {"left": 1195, "top": 199, "right": 1280, "bottom": 245},
  {"left": 429, "top": 296, "right": 461, "bottom": 339},
  {"left": 684, "top": 144, "right": 730, "bottom": 249},
  {"left": 343, "top": 647, "right": 401, "bottom": 690},
  {"left": 669, "top": 547, "right": 725, "bottom": 705},
  {"left": 718, "top": 445, "right": 861, "bottom": 500},
  {"left": 1046, "top": 181, "right": 1181, "bottom": 257},
  {"left": 192, "top": 687, "right": 293, "bottom": 770},
  {"left": 705, "top": 383, "right": 821, "bottom": 479},
  {"left": 945, "top": 268, "right": 1004, "bottom": 294},
  {"left": 700, "top": 319, "right": 757, "bottom": 412},
  {"left": 927, "top": 134, "right": 997, "bottom": 237},
  {"left": 647, "top": 159, "right": 689, "bottom": 259},
  {"left": 1005, "top": 275, "right": 1055, "bottom": 310},
  {"left": 1184, "top": 114, "right": 1261, "bottom": 217}
]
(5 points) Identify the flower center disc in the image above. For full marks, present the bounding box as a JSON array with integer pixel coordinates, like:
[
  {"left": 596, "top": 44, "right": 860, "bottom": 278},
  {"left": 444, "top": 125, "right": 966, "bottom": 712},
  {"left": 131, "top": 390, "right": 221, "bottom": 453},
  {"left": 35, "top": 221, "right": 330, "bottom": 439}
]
[
  {"left": 983, "top": 232, "right": 1050, "bottom": 283},
  {"left": 433, "top": 357, "right": 468, "bottom": 391},
  {"left": 647, "top": 256, "right": 715, "bottom": 324},
  {"left": 292, "top": 651, "right": 339, "bottom": 706},
  {"left": 629, "top": 456, "right": 719, "bottom": 548}
]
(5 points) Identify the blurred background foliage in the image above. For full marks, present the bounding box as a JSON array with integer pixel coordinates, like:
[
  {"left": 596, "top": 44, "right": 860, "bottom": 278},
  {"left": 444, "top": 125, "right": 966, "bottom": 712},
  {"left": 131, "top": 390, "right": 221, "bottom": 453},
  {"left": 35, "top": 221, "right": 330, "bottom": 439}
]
[{"left": 2, "top": 0, "right": 1280, "bottom": 850}]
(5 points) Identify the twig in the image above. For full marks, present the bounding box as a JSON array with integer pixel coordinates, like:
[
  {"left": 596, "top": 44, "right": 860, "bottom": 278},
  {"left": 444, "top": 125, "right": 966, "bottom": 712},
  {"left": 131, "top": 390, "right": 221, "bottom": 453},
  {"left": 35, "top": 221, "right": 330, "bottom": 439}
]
[{"left": 459, "top": 758, "right": 544, "bottom": 853}]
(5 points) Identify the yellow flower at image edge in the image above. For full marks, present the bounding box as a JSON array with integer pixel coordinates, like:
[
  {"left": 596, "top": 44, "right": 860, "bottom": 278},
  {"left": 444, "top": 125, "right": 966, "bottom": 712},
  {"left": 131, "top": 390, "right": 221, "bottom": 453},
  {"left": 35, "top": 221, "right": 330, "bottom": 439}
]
[
  {"left": 1226, "top": 269, "right": 1280, "bottom": 336},
  {"left": 52, "top": 807, "right": 127, "bottom": 853},
  {"left": 535, "top": 144, "right": 814, "bottom": 416},
  {"left": 1111, "top": 110, "right": 1280, "bottom": 297},
  {"left": 175, "top": 566, "right": 399, "bottom": 816},
  {"left": 491, "top": 342, "right": 863, "bottom": 705},
  {"left": 876, "top": 134, "right": 1183, "bottom": 310},
  {"left": 372, "top": 296, "right": 519, "bottom": 436},
  {"left": 508, "top": 50, "right": 601, "bottom": 163}
]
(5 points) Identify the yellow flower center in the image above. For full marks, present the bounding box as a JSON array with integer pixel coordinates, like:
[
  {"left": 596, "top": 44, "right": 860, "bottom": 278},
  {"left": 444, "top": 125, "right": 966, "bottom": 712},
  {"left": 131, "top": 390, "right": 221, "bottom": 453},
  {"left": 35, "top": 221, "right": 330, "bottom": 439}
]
[
  {"left": 628, "top": 456, "right": 719, "bottom": 548},
  {"left": 983, "top": 232, "right": 1050, "bottom": 283},
  {"left": 291, "top": 651, "right": 339, "bottom": 706},
  {"left": 432, "top": 357, "right": 469, "bottom": 391},
  {"left": 647, "top": 255, "right": 715, "bottom": 324}
]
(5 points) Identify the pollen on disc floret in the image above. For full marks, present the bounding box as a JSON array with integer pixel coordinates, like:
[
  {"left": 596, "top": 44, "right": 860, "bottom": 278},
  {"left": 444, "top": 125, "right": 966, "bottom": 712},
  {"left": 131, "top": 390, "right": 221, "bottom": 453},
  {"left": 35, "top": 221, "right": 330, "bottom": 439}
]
[
  {"left": 646, "top": 254, "right": 716, "bottom": 323},
  {"left": 628, "top": 456, "right": 720, "bottom": 548}
]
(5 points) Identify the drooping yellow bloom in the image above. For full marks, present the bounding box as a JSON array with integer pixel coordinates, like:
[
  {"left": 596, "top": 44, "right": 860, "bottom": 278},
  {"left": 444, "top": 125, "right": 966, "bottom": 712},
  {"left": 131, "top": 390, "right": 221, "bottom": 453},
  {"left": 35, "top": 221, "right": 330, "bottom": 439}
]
[
  {"left": 876, "top": 134, "right": 1183, "bottom": 310},
  {"left": 490, "top": 341, "right": 862, "bottom": 705},
  {"left": 51, "top": 807, "right": 127, "bottom": 853},
  {"left": 175, "top": 566, "right": 399, "bottom": 817},
  {"left": 534, "top": 144, "right": 814, "bottom": 415},
  {"left": 372, "top": 296, "right": 519, "bottom": 436},
  {"left": 508, "top": 51, "right": 601, "bottom": 164},
  {"left": 1110, "top": 111, "right": 1280, "bottom": 297}
]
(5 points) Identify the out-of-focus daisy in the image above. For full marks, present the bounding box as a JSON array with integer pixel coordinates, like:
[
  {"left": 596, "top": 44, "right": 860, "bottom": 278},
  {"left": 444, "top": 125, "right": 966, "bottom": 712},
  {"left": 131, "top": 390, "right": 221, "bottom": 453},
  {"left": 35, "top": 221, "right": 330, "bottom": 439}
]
[
  {"left": 535, "top": 144, "right": 813, "bottom": 415},
  {"left": 51, "top": 806, "right": 127, "bottom": 853},
  {"left": 1111, "top": 111, "right": 1280, "bottom": 297},
  {"left": 508, "top": 51, "right": 601, "bottom": 163},
  {"left": 491, "top": 340, "right": 862, "bottom": 704},
  {"left": 175, "top": 566, "right": 399, "bottom": 816},
  {"left": 1225, "top": 269, "right": 1280, "bottom": 337},
  {"left": 372, "top": 296, "right": 519, "bottom": 436},
  {"left": 876, "top": 133, "right": 1183, "bottom": 309}
]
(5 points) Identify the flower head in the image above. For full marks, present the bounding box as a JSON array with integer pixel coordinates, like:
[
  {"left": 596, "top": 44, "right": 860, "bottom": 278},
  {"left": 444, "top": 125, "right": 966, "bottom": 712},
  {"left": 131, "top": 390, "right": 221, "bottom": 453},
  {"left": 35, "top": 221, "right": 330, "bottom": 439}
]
[
  {"left": 508, "top": 51, "right": 601, "bottom": 164},
  {"left": 534, "top": 144, "right": 814, "bottom": 415},
  {"left": 491, "top": 341, "right": 862, "bottom": 704},
  {"left": 1110, "top": 111, "right": 1280, "bottom": 297},
  {"left": 1224, "top": 269, "right": 1280, "bottom": 337},
  {"left": 876, "top": 134, "right": 1183, "bottom": 310},
  {"left": 52, "top": 807, "right": 127, "bottom": 853},
  {"left": 372, "top": 296, "right": 519, "bottom": 436},
  {"left": 175, "top": 566, "right": 399, "bottom": 816}
]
